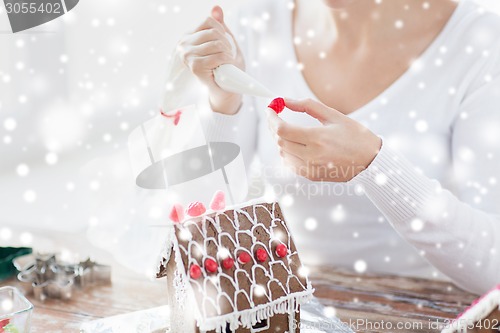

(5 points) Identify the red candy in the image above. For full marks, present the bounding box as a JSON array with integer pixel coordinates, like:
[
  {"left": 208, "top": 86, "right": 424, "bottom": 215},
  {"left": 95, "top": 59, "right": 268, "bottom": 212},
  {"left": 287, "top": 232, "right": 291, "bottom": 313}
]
[
  {"left": 169, "top": 203, "right": 184, "bottom": 223},
  {"left": 160, "top": 109, "right": 182, "bottom": 126},
  {"left": 238, "top": 252, "right": 251, "bottom": 264},
  {"left": 186, "top": 201, "right": 206, "bottom": 217},
  {"left": 268, "top": 97, "right": 285, "bottom": 114},
  {"left": 222, "top": 257, "right": 234, "bottom": 270},
  {"left": 255, "top": 248, "right": 268, "bottom": 262},
  {"left": 275, "top": 244, "right": 288, "bottom": 258},
  {"left": 210, "top": 190, "right": 226, "bottom": 211},
  {"left": 205, "top": 258, "right": 218, "bottom": 273},
  {"left": 189, "top": 264, "right": 202, "bottom": 279}
]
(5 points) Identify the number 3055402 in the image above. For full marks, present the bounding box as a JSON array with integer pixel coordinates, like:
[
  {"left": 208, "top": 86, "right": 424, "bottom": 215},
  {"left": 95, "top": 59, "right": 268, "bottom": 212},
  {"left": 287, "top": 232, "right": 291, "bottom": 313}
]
[{"left": 5, "top": 2, "right": 62, "bottom": 14}]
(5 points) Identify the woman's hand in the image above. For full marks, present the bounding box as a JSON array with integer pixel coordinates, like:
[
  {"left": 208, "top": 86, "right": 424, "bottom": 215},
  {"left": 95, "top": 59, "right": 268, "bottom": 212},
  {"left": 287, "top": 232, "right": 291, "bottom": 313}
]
[
  {"left": 177, "top": 6, "right": 244, "bottom": 115},
  {"left": 267, "top": 98, "right": 382, "bottom": 182}
]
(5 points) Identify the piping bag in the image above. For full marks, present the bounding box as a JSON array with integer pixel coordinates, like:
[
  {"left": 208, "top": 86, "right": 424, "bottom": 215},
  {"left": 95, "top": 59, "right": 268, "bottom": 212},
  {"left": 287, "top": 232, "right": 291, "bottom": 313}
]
[
  {"left": 213, "top": 33, "right": 275, "bottom": 98},
  {"left": 128, "top": 33, "right": 273, "bottom": 207},
  {"left": 162, "top": 32, "right": 275, "bottom": 113},
  {"left": 212, "top": 64, "right": 275, "bottom": 99}
]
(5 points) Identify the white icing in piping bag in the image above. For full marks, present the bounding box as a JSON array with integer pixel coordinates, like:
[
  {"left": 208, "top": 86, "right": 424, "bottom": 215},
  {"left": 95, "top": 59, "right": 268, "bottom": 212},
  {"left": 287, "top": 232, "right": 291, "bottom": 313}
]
[
  {"left": 214, "top": 32, "right": 275, "bottom": 98},
  {"left": 213, "top": 64, "right": 275, "bottom": 98}
]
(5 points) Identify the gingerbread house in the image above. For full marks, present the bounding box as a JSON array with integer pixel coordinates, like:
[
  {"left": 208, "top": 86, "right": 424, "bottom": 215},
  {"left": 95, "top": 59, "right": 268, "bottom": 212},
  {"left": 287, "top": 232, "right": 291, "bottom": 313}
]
[
  {"left": 157, "top": 201, "right": 314, "bottom": 333},
  {"left": 442, "top": 285, "right": 500, "bottom": 333}
]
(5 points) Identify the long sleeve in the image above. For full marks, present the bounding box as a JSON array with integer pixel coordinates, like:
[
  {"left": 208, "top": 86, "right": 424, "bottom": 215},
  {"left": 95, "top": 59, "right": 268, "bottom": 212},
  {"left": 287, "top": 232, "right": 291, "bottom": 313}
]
[
  {"left": 352, "top": 71, "right": 500, "bottom": 295},
  {"left": 203, "top": 94, "right": 259, "bottom": 168},
  {"left": 202, "top": 8, "right": 260, "bottom": 168}
]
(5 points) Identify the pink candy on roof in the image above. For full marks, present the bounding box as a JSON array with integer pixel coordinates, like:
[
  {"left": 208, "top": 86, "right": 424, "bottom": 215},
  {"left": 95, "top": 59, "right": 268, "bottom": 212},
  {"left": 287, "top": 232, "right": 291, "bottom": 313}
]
[
  {"left": 169, "top": 203, "right": 184, "bottom": 223},
  {"left": 168, "top": 191, "right": 227, "bottom": 223},
  {"left": 186, "top": 201, "right": 206, "bottom": 217},
  {"left": 210, "top": 190, "right": 226, "bottom": 211}
]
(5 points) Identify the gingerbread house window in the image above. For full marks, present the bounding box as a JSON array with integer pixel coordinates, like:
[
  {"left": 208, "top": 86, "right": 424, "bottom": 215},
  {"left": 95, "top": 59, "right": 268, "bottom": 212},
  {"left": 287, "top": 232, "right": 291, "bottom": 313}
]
[{"left": 251, "top": 319, "right": 269, "bottom": 331}]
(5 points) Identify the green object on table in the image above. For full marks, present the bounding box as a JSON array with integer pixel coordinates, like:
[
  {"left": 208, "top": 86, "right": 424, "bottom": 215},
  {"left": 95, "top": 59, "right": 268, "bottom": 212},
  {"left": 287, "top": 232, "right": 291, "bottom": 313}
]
[
  {"left": 3, "top": 323, "right": 20, "bottom": 333},
  {"left": 0, "top": 247, "right": 32, "bottom": 281}
]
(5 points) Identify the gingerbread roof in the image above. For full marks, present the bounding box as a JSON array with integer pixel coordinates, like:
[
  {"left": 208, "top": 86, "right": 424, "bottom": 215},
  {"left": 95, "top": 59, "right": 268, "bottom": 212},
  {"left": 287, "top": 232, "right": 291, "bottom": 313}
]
[
  {"left": 442, "top": 285, "right": 500, "bottom": 333},
  {"left": 159, "top": 201, "right": 313, "bottom": 331}
]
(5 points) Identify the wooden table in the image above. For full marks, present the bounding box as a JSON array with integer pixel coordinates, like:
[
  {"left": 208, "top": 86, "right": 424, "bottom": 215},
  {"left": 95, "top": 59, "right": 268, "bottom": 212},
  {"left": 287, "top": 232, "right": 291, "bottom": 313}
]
[
  {"left": 310, "top": 266, "right": 476, "bottom": 332},
  {"left": 0, "top": 266, "right": 477, "bottom": 333}
]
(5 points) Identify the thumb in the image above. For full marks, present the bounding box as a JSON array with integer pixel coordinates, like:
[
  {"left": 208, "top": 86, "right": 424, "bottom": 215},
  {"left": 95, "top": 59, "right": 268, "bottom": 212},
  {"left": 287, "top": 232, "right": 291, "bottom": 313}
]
[
  {"left": 212, "top": 6, "right": 228, "bottom": 30},
  {"left": 211, "top": 6, "right": 224, "bottom": 22},
  {"left": 284, "top": 98, "right": 342, "bottom": 124},
  {"left": 212, "top": 5, "right": 239, "bottom": 58}
]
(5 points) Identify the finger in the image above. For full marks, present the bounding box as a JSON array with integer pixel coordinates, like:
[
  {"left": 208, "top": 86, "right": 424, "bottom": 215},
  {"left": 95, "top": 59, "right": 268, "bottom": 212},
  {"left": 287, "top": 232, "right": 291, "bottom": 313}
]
[
  {"left": 211, "top": 6, "right": 224, "bottom": 24},
  {"left": 188, "top": 40, "right": 233, "bottom": 58},
  {"left": 277, "top": 137, "right": 307, "bottom": 159},
  {"left": 281, "top": 151, "right": 309, "bottom": 177},
  {"left": 182, "top": 29, "right": 227, "bottom": 48},
  {"left": 281, "top": 150, "right": 305, "bottom": 167},
  {"left": 211, "top": 6, "right": 242, "bottom": 56},
  {"left": 267, "top": 109, "right": 310, "bottom": 144},
  {"left": 194, "top": 16, "right": 225, "bottom": 34},
  {"left": 186, "top": 53, "right": 234, "bottom": 73},
  {"left": 212, "top": 6, "right": 234, "bottom": 35},
  {"left": 283, "top": 98, "right": 342, "bottom": 124}
]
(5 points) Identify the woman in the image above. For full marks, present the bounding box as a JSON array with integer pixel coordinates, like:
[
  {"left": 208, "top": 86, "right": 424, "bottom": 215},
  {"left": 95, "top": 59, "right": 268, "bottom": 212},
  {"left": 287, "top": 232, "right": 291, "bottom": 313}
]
[{"left": 176, "top": 0, "right": 500, "bottom": 294}]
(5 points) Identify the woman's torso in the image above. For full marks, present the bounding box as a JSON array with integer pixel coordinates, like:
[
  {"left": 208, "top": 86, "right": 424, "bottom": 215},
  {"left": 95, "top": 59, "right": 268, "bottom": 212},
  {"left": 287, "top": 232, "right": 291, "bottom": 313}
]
[{"left": 234, "top": 0, "right": 495, "bottom": 278}]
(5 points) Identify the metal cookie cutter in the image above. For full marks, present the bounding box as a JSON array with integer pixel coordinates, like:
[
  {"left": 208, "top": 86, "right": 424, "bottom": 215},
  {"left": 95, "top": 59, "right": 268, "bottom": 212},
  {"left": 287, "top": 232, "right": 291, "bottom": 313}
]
[{"left": 15, "top": 253, "right": 111, "bottom": 301}]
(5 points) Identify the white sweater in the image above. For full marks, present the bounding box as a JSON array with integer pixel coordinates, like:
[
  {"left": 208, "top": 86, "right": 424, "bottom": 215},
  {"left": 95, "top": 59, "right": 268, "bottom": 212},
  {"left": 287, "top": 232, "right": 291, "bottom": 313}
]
[{"left": 205, "top": 0, "right": 500, "bottom": 294}]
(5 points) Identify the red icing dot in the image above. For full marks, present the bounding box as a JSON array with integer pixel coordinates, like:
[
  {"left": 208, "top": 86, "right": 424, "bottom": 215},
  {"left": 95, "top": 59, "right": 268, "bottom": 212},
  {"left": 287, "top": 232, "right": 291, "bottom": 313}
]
[
  {"left": 189, "top": 264, "right": 201, "bottom": 279},
  {"left": 268, "top": 97, "right": 285, "bottom": 114},
  {"left": 169, "top": 203, "right": 184, "bottom": 223},
  {"left": 275, "top": 244, "right": 288, "bottom": 258},
  {"left": 186, "top": 201, "right": 206, "bottom": 217},
  {"left": 222, "top": 257, "right": 234, "bottom": 270},
  {"left": 238, "top": 252, "right": 251, "bottom": 264},
  {"left": 255, "top": 248, "right": 268, "bottom": 262},
  {"left": 205, "top": 258, "right": 218, "bottom": 273}
]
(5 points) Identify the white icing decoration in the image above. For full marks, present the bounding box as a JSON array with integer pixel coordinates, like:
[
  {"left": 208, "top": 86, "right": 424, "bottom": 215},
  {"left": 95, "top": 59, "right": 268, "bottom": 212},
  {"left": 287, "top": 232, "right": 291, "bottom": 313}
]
[
  {"left": 199, "top": 291, "right": 312, "bottom": 333},
  {"left": 442, "top": 288, "right": 500, "bottom": 333},
  {"left": 289, "top": 297, "right": 296, "bottom": 333},
  {"left": 155, "top": 226, "right": 175, "bottom": 276},
  {"left": 217, "top": 247, "right": 230, "bottom": 260},
  {"left": 171, "top": 235, "right": 203, "bottom": 321},
  {"left": 173, "top": 268, "right": 187, "bottom": 310},
  {"left": 169, "top": 201, "right": 314, "bottom": 332}
]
